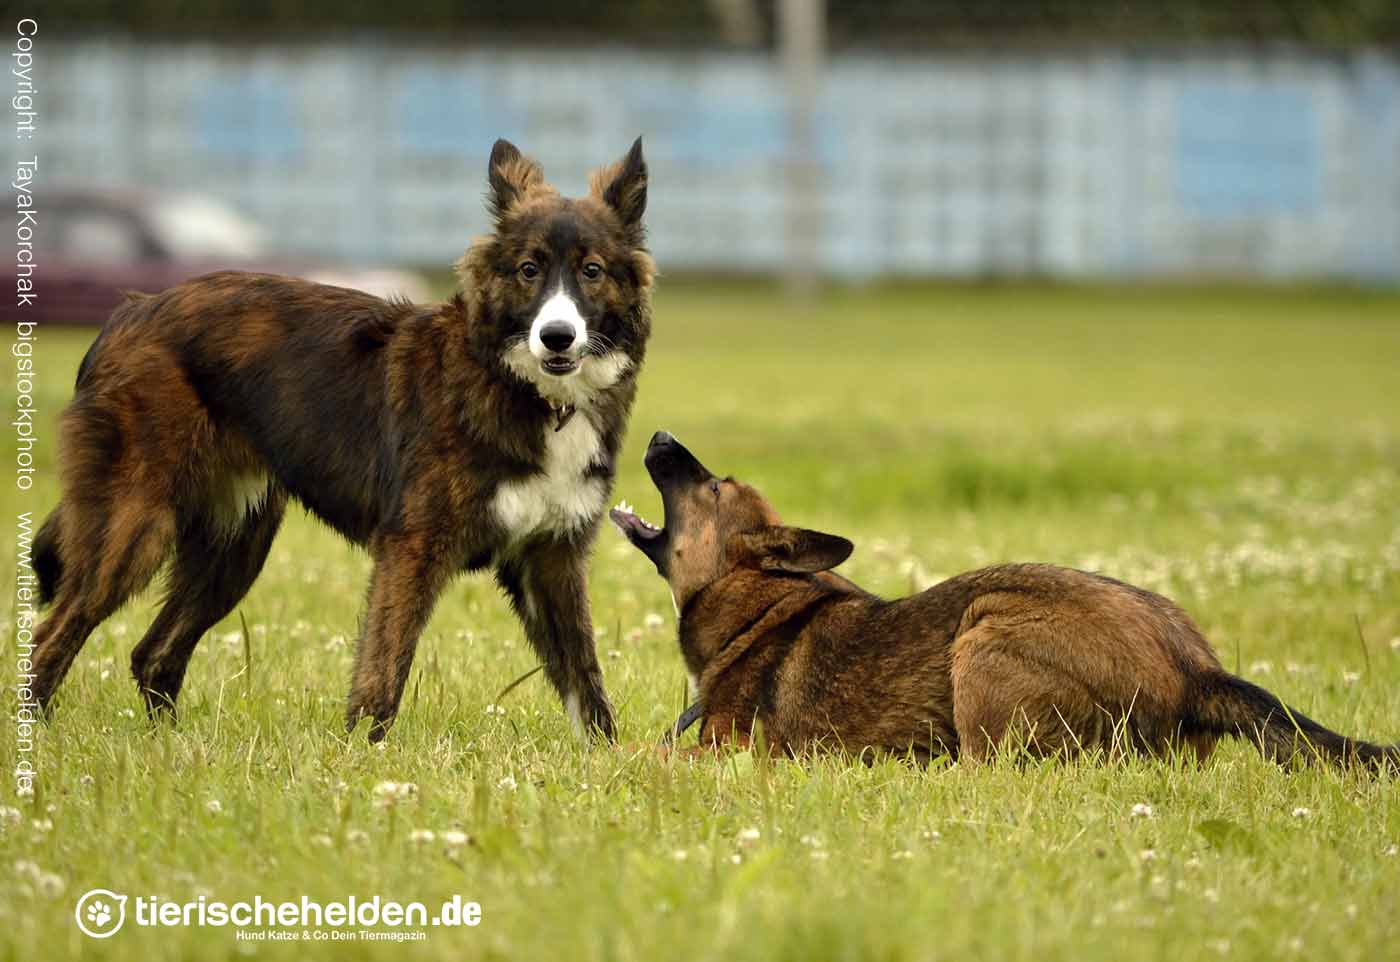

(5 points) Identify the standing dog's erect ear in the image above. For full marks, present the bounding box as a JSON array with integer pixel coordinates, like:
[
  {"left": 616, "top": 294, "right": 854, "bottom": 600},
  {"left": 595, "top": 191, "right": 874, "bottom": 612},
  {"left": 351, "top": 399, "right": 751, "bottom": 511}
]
[
  {"left": 486, "top": 138, "right": 545, "bottom": 221},
  {"left": 590, "top": 137, "right": 648, "bottom": 230},
  {"left": 739, "top": 526, "right": 854, "bottom": 574}
]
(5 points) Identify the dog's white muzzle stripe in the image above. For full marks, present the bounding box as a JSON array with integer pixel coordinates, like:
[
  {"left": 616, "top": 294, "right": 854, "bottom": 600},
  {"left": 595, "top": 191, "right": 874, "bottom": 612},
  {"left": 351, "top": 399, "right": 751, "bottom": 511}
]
[{"left": 529, "top": 285, "right": 587, "bottom": 359}]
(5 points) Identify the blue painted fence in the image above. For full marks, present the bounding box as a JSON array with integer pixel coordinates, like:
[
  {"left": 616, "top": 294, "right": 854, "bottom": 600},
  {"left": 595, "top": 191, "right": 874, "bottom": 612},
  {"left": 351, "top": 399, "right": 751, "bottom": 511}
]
[{"left": 36, "top": 40, "right": 1400, "bottom": 279}]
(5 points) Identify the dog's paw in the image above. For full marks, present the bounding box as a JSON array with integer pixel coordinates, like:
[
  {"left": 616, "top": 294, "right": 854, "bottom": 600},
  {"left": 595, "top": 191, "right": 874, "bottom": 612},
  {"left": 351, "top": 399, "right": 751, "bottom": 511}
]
[{"left": 345, "top": 703, "right": 395, "bottom": 742}]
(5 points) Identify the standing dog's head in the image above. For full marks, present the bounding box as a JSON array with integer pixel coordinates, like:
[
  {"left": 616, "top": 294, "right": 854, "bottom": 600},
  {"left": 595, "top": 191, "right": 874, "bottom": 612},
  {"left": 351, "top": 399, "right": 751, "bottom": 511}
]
[
  {"left": 456, "top": 138, "right": 655, "bottom": 409},
  {"left": 611, "top": 432, "right": 854, "bottom": 611}
]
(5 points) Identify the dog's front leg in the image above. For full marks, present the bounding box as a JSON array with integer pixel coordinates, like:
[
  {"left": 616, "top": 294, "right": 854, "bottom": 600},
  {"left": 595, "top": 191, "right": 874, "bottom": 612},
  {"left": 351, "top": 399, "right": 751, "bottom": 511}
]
[
  {"left": 498, "top": 539, "right": 615, "bottom": 741},
  {"left": 346, "top": 532, "right": 452, "bottom": 741}
]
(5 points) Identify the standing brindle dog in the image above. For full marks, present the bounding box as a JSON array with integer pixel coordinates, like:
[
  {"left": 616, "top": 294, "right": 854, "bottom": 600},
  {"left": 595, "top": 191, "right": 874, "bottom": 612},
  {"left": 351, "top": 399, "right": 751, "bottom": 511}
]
[
  {"left": 613, "top": 433, "right": 1397, "bottom": 770},
  {"left": 30, "top": 138, "right": 654, "bottom": 741}
]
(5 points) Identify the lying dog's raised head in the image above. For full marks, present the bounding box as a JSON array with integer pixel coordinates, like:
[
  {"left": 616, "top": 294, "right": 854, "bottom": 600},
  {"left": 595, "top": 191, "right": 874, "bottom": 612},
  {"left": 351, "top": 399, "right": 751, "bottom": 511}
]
[
  {"left": 611, "top": 432, "right": 853, "bottom": 611},
  {"left": 456, "top": 138, "right": 655, "bottom": 408}
]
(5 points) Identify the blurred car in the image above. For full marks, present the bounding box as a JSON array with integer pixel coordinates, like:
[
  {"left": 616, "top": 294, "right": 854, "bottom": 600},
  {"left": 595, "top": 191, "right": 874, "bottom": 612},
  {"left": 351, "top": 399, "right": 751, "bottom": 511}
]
[{"left": 41, "top": 188, "right": 432, "bottom": 325}]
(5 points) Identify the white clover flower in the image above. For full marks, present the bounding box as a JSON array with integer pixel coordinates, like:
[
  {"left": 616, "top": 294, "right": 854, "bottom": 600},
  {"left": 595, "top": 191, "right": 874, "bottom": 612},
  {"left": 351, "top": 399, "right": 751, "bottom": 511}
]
[
  {"left": 737, "top": 827, "right": 761, "bottom": 843},
  {"left": 921, "top": 829, "right": 941, "bottom": 841},
  {"left": 671, "top": 849, "right": 688, "bottom": 862},
  {"left": 1203, "top": 887, "right": 1220, "bottom": 903},
  {"left": 1342, "top": 671, "right": 1360, "bottom": 686},
  {"left": 799, "top": 834, "right": 823, "bottom": 848},
  {"left": 372, "top": 781, "right": 419, "bottom": 807},
  {"left": 0, "top": 806, "right": 20, "bottom": 825},
  {"left": 643, "top": 612, "right": 665, "bottom": 630},
  {"left": 728, "top": 853, "right": 742, "bottom": 865},
  {"left": 30, "top": 819, "right": 52, "bottom": 833},
  {"left": 36, "top": 873, "right": 69, "bottom": 898},
  {"left": 345, "top": 829, "right": 370, "bottom": 844},
  {"left": 1139, "top": 849, "right": 1157, "bottom": 862},
  {"left": 891, "top": 849, "right": 914, "bottom": 860},
  {"left": 607, "top": 649, "right": 622, "bottom": 659},
  {"left": 79, "top": 775, "right": 95, "bottom": 787},
  {"left": 408, "top": 829, "right": 435, "bottom": 844},
  {"left": 441, "top": 830, "right": 470, "bottom": 847},
  {"left": 310, "top": 833, "right": 334, "bottom": 848},
  {"left": 1291, "top": 807, "right": 1311, "bottom": 819},
  {"left": 1131, "top": 803, "right": 1154, "bottom": 818},
  {"left": 205, "top": 799, "right": 223, "bottom": 815},
  {"left": 809, "top": 849, "right": 830, "bottom": 861},
  {"left": 497, "top": 775, "right": 518, "bottom": 792}
]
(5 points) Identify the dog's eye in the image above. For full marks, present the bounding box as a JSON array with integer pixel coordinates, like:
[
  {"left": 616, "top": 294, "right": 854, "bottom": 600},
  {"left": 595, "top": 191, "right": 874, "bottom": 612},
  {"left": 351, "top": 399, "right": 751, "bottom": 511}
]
[
  {"left": 581, "top": 262, "right": 603, "bottom": 281},
  {"left": 710, "top": 481, "right": 721, "bottom": 498},
  {"left": 518, "top": 262, "right": 539, "bottom": 280}
]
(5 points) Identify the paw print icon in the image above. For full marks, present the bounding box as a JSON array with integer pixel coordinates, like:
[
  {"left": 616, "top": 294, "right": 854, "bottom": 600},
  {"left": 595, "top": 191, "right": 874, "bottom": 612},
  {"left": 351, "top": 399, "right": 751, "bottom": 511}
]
[{"left": 74, "top": 889, "right": 128, "bottom": 938}]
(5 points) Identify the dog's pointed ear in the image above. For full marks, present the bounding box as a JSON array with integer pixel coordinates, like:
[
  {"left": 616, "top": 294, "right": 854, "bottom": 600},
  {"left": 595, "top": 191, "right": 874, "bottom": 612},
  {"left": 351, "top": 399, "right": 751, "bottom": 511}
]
[
  {"left": 590, "top": 136, "right": 648, "bottom": 229},
  {"left": 739, "top": 526, "right": 853, "bottom": 574},
  {"left": 486, "top": 138, "right": 544, "bottom": 221}
]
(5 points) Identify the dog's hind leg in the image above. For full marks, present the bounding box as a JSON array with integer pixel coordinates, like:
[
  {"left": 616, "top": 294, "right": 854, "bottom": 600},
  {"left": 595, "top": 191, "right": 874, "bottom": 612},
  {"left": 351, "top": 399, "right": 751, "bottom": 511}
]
[
  {"left": 30, "top": 496, "right": 176, "bottom": 712},
  {"left": 950, "top": 624, "right": 1106, "bottom": 764},
  {"left": 131, "top": 484, "right": 286, "bottom": 716}
]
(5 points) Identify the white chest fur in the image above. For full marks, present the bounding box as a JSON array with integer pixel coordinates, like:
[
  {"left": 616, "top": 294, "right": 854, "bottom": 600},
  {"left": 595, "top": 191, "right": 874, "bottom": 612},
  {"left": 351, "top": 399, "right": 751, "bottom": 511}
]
[{"left": 492, "top": 415, "right": 608, "bottom": 541}]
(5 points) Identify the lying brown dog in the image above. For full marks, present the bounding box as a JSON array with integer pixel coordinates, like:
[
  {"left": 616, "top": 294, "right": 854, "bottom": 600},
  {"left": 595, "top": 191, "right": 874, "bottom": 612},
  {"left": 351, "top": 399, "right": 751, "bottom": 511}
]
[{"left": 611, "top": 432, "right": 1397, "bottom": 769}]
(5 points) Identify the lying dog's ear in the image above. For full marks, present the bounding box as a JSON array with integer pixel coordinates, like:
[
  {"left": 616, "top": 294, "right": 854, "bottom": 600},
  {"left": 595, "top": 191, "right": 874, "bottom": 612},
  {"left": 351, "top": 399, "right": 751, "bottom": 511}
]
[
  {"left": 486, "top": 138, "right": 545, "bottom": 221},
  {"left": 590, "top": 137, "right": 648, "bottom": 230},
  {"left": 740, "top": 526, "right": 854, "bottom": 574}
]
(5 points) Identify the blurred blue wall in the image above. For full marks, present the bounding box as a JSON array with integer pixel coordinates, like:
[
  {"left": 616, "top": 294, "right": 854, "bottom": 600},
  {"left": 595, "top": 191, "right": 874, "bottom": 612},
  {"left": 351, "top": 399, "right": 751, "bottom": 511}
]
[{"left": 41, "top": 39, "right": 1400, "bottom": 279}]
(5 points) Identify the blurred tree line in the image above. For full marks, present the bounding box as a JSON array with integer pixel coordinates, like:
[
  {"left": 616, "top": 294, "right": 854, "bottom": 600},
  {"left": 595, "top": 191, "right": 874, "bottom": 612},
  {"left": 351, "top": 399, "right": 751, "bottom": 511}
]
[{"left": 17, "top": 0, "right": 1400, "bottom": 47}]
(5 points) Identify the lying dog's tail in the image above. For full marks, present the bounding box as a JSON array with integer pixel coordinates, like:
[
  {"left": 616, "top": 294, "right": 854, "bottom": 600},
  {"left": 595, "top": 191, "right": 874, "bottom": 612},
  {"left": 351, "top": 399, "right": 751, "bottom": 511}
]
[
  {"left": 33, "top": 508, "right": 63, "bottom": 607},
  {"left": 1186, "top": 671, "right": 1397, "bottom": 772}
]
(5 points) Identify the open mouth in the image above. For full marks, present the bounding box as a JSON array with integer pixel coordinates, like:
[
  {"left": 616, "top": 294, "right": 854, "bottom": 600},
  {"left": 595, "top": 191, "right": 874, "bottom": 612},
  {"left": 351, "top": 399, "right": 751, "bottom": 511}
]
[
  {"left": 541, "top": 355, "right": 580, "bottom": 376},
  {"left": 609, "top": 499, "right": 663, "bottom": 547}
]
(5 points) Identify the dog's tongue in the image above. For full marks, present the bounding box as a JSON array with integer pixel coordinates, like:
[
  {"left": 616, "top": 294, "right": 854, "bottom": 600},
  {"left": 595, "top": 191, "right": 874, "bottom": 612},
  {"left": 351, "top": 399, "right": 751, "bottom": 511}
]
[{"left": 610, "top": 501, "right": 662, "bottom": 540}]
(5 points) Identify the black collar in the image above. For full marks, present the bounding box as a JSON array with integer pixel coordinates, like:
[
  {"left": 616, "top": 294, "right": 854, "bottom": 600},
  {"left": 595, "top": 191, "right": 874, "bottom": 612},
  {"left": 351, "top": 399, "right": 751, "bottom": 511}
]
[
  {"left": 549, "top": 402, "right": 577, "bottom": 432},
  {"left": 659, "top": 700, "right": 704, "bottom": 745}
]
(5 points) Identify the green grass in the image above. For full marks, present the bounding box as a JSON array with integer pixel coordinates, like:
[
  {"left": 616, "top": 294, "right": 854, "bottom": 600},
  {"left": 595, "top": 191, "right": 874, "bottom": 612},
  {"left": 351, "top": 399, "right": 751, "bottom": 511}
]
[{"left": 3, "top": 282, "right": 1399, "bottom": 961}]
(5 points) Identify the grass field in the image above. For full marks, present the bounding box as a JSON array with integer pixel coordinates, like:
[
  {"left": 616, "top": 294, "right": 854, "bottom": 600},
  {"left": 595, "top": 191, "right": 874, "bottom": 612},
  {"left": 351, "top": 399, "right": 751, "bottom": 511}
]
[{"left": 3, "top": 282, "right": 1399, "bottom": 961}]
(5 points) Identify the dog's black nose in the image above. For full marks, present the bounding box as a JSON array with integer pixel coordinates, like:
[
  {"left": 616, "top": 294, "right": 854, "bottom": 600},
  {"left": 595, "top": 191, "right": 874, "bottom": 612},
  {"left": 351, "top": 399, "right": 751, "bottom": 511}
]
[
  {"left": 649, "top": 430, "right": 675, "bottom": 449},
  {"left": 539, "top": 321, "right": 576, "bottom": 353}
]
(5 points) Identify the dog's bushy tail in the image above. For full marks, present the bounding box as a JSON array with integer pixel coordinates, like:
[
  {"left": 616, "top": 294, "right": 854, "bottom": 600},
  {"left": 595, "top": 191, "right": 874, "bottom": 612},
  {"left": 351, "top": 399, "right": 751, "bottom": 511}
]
[
  {"left": 33, "top": 508, "right": 63, "bottom": 606},
  {"left": 1187, "top": 671, "right": 1397, "bottom": 773}
]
